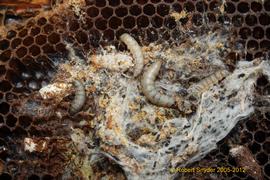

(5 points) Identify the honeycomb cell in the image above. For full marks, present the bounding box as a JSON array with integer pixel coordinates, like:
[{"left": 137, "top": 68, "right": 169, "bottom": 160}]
[
  {"left": 23, "top": 36, "right": 34, "bottom": 47},
  {"left": 184, "top": 1, "right": 195, "bottom": 12},
  {"left": 129, "top": 5, "right": 142, "bottom": 16},
  {"left": 0, "top": 102, "right": 10, "bottom": 115},
  {"left": 82, "top": 18, "right": 94, "bottom": 30},
  {"left": 116, "top": 28, "right": 128, "bottom": 39},
  {"left": 143, "top": 4, "right": 155, "bottom": 16},
  {"left": 26, "top": 19, "right": 36, "bottom": 28},
  {"left": 0, "top": 50, "right": 12, "bottom": 62},
  {"left": 259, "top": 13, "right": 270, "bottom": 25},
  {"left": 164, "top": 17, "right": 177, "bottom": 29},
  {"left": 16, "top": 47, "right": 28, "bottom": 58},
  {"left": 13, "top": 126, "right": 27, "bottom": 137},
  {"left": 265, "top": 0, "right": 270, "bottom": 11},
  {"left": 207, "top": 13, "right": 217, "bottom": 23},
  {"left": 263, "top": 142, "right": 270, "bottom": 153},
  {"left": 21, "top": 70, "right": 32, "bottom": 80},
  {"left": 101, "top": 7, "right": 113, "bottom": 19},
  {"left": 245, "top": 15, "right": 257, "bottom": 26},
  {"left": 256, "top": 152, "right": 268, "bottom": 165},
  {"left": 246, "top": 120, "right": 259, "bottom": 133},
  {"left": 151, "top": 15, "right": 163, "bottom": 28},
  {"left": 95, "top": 0, "right": 106, "bottom": 7},
  {"left": 0, "top": 125, "right": 11, "bottom": 138},
  {"left": 35, "top": 35, "right": 47, "bottom": 45},
  {"left": 260, "top": 40, "right": 270, "bottom": 50},
  {"left": 29, "top": 45, "right": 41, "bottom": 57},
  {"left": 232, "top": 15, "right": 244, "bottom": 27},
  {"left": 218, "top": 15, "right": 230, "bottom": 26},
  {"left": 171, "top": 29, "right": 182, "bottom": 41},
  {"left": 122, "top": 0, "right": 133, "bottom": 5},
  {"left": 159, "top": 28, "right": 170, "bottom": 40},
  {"left": 0, "top": 65, "right": 6, "bottom": 77},
  {"left": 30, "top": 27, "right": 41, "bottom": 37},
  {"left": 5, "top": 92, "right": 18, "bottom": 102},
  {"left": 239, "top": 27, "right": 251, "bottom": 39},
  {"left": 192, "top": 14, "right": 203, "bottom": 26},
  {"left": 253, "top": 26, "right": 264, "bottom": 39},
  {"left": 251, "top": 1, "right": 262, "bottom": 12},
  {"left": 48, "top": 32, "right": 61, "bottom": 44},
  {"left": 157, "top": 4, "right": 170, "bottom": 17},
  {"left": 179, "top": 15, "right": 189, "bottom": 25},
  {"left": 254, "top": 131, "right": 266, "bottom": 143},
  {"left": 69, "top": 19, "right": 80, "bottom": 31},
  {"left": 256, "top": 75, "right": 268, "bottom": 87},
  {"left": 264, "top": 163, "right": 270, "bottom": 177},
  {"left": 248, "top": 142, "right": 261, "bottom": 154},
  {"left": 18, "top": 116, "right": 32, "bottom": 128},
  {"left": 137, "top": 15, "right": 149, "bottom": 28},
  {"left": 37, "top": 17, "right": 47, "bottom": 26},
  {"left": 254, "top": 52, "right": 263, "bottom": 58},
  {"left": 173, "top": 3, "right": 182, "bottom": 12},
  {"left": 18, "top": 29, "right": 28, "bottom": 38},
  {"left": 224, "top": 2, "right": 235, "bottom": 14},
  {"left": 9, "top": 58, "right": 26, "bottom": 72},
  {"left": 0, "top": 81, "right": 12, "bottom": 92},
  {"left": 28, "top": 80, "right": 40, "bottom": 90},
  {"left": 115, "top": 6, "right": 128, "bottom": 17},
  {"left": 42, "top": 44, "right": 56, "bottom": 54},
  {"left": 0, "top": 39, "right": 10, "bottom": 50},
  {"left": 87, "top": 7, "right": 99, "bottom": 17},
  {"left": 43, "top": 24, "right": 54, "bottom": 34},
  {"left": 95, "top": 18, "right": 108, "bottom": 30},
  {"left": 11, "top": 38, "right": 22, "bottom": 49},
  {"left": 209, "top": 1, "right": 220, "bottom": 11},
  {"left": 240, "top": 129, "right": 253, "bottom": 143},
  {"left": 5, "top": 70, "right": 23, "bottom": 87},
  {"left": 75, "top": 30, "right": 88, "bottom": 44},
  {"left": 6, "top": 114, "right": 17, "bottom": 128},
  {"left": 6, "top": 30, "right": 17, "bottom": 39},
  {"left": 88, "top": 29, "right": 101, "bottom": 47},
  {"left": 108, "top": 0, "right": 120, "bottom": 6},
  {"left": 109, "top": 17, "right": 122, "bottom": 29},
  {"left": 56, "top": 43, "right": 67, "bottom": 53},
  {"left": 103, "top": 29, "right": 115, "bottom": 41},
  {"left": 146, "top": 28, "right": 158, "bottom": 42},
  {"left": 247, "top": 40, "right": 259, "bottom": 50},
  {"left": 123, "top": 16, "right": 136, "bottom": 29},
  {"left": 195, "top": 1, "right": 207, "bottom": 12},
  {"left": 34, "top": 71, "right": 45, "bottom": 80},
  {"left": 237, "top": 2, "right": 250, "bottom": 13}
]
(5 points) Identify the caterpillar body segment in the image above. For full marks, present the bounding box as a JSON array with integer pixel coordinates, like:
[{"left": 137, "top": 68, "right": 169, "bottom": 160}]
[
  {"left": 141, "top": 61, "right": 175, "bottom": 107},
  {"left": 120, "top": 33, "right": 144, "bottom": 77}
]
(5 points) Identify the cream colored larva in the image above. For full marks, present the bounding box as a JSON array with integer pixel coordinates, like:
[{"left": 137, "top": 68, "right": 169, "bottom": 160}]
[
  {"left": 120, "top": 33, "right": 144, "bottom": 77},
  {"left": 141, "top": 61, "right": 175, "bottom": 107},
  {"left": 190, "top": 69, "right": 229, "bottom": 96},
  {"left": 70, "top": 80, "right": 86, "bottom": 115}
]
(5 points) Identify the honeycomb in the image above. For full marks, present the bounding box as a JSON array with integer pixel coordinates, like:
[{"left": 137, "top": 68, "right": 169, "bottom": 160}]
[{"left": 0, "top": 0, "right": 269, "bottom": 179}]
